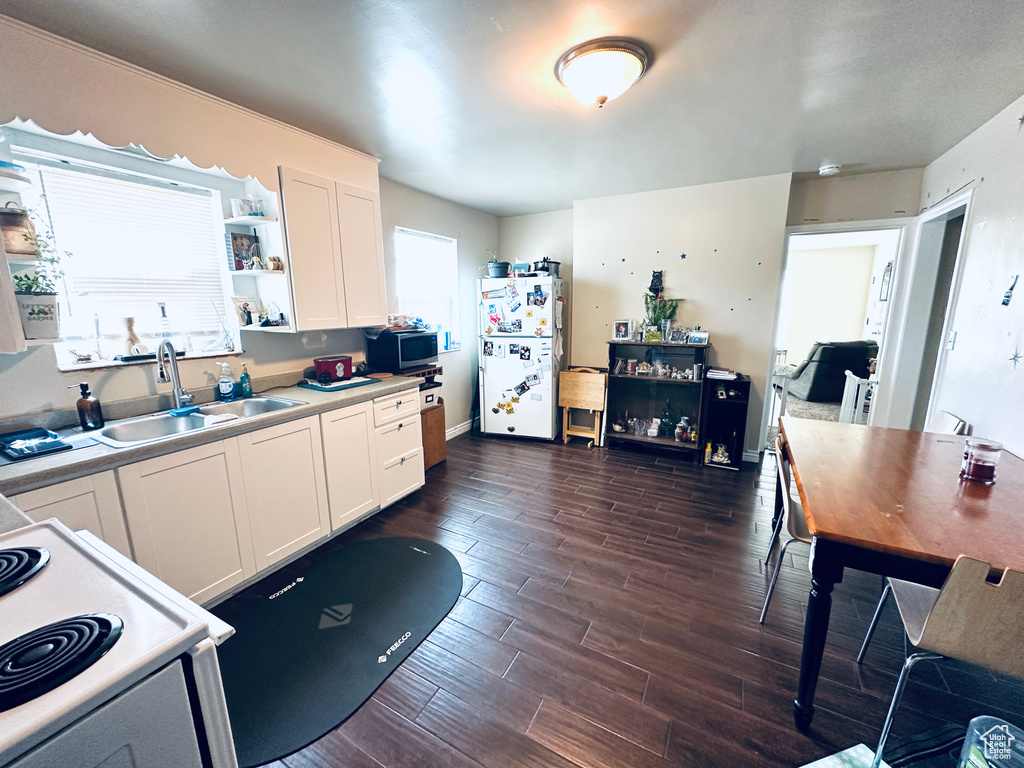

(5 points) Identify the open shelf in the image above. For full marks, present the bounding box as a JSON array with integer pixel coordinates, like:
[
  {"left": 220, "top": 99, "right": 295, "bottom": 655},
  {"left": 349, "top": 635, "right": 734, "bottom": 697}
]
[
  {"left": 609, "top": 373, "right": 701, "bottom": 384},
  {"left": 606, "top": 431, "right": 700, "bottom": 450},
  {"left": 224, "top": 215, "right": 278, "bottom": 226}
]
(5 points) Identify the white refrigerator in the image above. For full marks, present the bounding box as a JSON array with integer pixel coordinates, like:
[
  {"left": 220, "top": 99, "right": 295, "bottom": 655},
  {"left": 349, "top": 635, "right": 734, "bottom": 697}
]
[{"left": 478, "top": 276, "right": 565, "bottom": 439}]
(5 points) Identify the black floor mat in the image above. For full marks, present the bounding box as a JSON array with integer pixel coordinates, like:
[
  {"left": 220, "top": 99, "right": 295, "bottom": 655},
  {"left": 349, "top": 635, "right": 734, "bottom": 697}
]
[{"left": 211, "top": 536, "right": 463, "bottom": 768}]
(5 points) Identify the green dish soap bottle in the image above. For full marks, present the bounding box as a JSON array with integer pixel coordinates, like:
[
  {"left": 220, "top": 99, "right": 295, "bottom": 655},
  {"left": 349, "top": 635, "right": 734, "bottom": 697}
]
[{"left": 239, "top": 363, "right": 253, "bottom": 399}]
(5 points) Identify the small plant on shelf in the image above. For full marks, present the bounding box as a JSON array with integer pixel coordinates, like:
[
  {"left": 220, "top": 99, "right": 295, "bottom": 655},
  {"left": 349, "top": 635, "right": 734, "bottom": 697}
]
[
  {"left": 642, "top": 270, "right": 682, "bottom": 340},
  {"left": 12, "top": 202, "right": 69, "bottom": 295}
]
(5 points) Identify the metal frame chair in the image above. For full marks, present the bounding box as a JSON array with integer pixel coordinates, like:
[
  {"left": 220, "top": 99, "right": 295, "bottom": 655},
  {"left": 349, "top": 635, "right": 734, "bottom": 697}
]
[
  {"left": 760, "top": 435, "right": 812, "bottom": 624},
  {"left": 860, "top": 556, "right": 1024, "bottom": 768}
]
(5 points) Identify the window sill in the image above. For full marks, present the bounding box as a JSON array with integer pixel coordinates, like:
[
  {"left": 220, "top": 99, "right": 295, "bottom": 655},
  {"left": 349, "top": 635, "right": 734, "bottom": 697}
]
[{"left": 55, "top": 347, "right": 242, "bottom": 373}]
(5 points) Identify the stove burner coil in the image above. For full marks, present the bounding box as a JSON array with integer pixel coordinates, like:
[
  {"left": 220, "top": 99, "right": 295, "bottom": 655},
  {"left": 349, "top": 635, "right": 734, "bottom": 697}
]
[
  {"left": 0, "top": 547, "right": 49, "bottom": 599},
  {"left": 0, "top": 613, "right": 123, "bottom": 712}
]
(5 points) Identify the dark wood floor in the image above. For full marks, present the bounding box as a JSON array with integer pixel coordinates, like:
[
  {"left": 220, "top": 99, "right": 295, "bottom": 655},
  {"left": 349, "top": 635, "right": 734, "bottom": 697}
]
[{"left": 269, "top": 433, "right": 1024, "bottom": 768}]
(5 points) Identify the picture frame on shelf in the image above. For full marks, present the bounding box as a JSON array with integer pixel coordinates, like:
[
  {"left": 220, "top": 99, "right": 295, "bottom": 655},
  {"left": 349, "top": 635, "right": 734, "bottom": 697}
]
[
  {"left": 688, "top": 330, "right": 709, "bottom": 345},
  {"left": 613, "top": 319, "right": 633, "bottom": 340},
  {"left": 230, "top": 232, "right": 259, "bottom": 270},
  {"left": 231, "top": 296, "right": 263, "bottom": 327},
  {"left": 668, "top": 328, "right": 689, "bottom": 343}
]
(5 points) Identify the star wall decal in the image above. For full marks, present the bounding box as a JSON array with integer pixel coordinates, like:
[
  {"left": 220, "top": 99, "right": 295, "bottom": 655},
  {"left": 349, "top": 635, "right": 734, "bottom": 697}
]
[{"left": 1012, "top": 347, "right": 1022, "bottom": 369}]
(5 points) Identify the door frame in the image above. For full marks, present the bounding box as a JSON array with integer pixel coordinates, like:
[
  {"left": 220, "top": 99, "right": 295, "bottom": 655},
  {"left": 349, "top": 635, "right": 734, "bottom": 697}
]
[
  {"left": 759, "top": 218, "right": 913, "bottom": 449},
  {"left": 918, "top": 190, "right": 975, "bottom": 428}
]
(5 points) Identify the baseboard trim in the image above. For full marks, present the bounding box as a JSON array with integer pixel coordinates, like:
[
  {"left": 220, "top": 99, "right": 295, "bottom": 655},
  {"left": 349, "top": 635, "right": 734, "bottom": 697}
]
[
  {"left": 743, "top": 449, "right": 760, "bottom": 463},
  {"left": 446, "top": 420, "right": 473, "bottom": 440}
]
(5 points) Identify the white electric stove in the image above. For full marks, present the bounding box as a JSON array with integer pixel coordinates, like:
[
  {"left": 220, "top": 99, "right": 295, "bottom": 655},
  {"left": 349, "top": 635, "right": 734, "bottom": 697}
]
[{"left": 0, "top": 519, "right": 238, "bottom": 767}]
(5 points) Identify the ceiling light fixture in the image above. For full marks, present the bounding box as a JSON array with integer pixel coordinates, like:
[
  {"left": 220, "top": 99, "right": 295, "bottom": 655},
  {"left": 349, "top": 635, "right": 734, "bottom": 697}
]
[
  {"left": 555, "top": 38, "right": 649, "bottom": 107},
  {"left": 818, "top": 164, "right": 842, "bottom": 177}
]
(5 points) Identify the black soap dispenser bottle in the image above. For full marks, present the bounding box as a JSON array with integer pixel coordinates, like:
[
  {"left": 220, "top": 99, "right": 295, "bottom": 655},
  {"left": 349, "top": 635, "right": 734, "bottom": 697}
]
[{"left": 70, "top": 382, "right": 105, "bottom": 430}]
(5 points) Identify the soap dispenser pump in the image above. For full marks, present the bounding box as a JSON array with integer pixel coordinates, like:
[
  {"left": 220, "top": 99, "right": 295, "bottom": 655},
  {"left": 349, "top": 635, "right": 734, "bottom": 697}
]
[{"left": 69, "top": 382, "right": 105, "bottom": 430}]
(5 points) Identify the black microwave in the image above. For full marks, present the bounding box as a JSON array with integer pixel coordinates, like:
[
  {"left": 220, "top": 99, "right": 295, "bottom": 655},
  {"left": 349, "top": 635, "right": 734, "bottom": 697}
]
[{"left": 365, "top": 331, "right": 438, "bottom": 373}]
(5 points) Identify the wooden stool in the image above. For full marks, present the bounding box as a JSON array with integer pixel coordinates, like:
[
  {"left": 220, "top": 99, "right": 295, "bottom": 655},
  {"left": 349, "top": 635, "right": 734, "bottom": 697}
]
[{"left": 558, "top": 368, "right": 607, "bottom": 448}]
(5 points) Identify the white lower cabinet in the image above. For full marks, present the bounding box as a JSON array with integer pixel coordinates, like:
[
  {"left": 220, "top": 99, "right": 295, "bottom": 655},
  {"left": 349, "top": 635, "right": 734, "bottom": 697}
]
[
  {"left": 237, "top": 416, "right": 330, "bottom": 570},
  {"left": 34, "top": 393, "right": 430, "bottom": 605},
  {"left": 11, "top": 471, "right": 132, "bottom": 558},
  {"left": 373, "top": 388, "right": 425, "bottom": 506},
  {"left": 321, "top": 400, "right": 380, "bottom": 531},
  {"left": 379, "top": 448, "right": 425, "bottom": 507},
  {"left": 117, "top": 440, "right": 256, "bottom": 604}
]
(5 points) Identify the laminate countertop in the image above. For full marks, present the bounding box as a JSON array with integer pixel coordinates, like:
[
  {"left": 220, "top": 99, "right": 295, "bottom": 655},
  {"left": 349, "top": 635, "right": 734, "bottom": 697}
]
[{"left": 0, "top": 376, "right": 424, "bottom": 497}]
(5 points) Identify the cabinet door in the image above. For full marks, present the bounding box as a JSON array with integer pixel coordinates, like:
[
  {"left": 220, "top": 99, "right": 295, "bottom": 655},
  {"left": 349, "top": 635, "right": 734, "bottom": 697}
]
[
  {"left": 278, "top": 166, "right": 348, "bottom": 330},
  {"left": 321, "top": 401, "right": 380, "bottom": 530},
  {"left": 375, "top": 415, "right": 422, "bottom": 466},
  {"left": 11, "top": 471, "right": 132, "bottom": 558},
  {"left": 237, "top": 416, "right": 330, "bottom": 570},
  {"left": 379, "top": 448, "right": 425, "bottom": 507},
  {"left": 336, "top": 182, "right": 387, "bottom": 327},
  {"left": 117, "top": 441, "right": 255, "bottom": 605}
]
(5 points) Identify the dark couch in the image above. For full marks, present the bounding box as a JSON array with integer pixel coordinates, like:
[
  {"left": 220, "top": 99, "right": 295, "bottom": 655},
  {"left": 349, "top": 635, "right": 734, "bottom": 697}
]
[{"left": 778, "top": 340, "right": 878, "bottom": 403}]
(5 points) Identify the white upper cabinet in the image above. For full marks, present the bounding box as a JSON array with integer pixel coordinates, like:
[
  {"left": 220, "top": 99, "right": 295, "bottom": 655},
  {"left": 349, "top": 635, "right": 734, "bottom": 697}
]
[
  {"left": 337, "top": 181, "right": 387, "bottom": 327},
  {"left": 278, "top": 167, "right": 387, "bottom": 330}
]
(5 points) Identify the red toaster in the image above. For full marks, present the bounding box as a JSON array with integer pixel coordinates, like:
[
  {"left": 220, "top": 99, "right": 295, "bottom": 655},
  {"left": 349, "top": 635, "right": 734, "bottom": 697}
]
[{"left": 313, "top": 355, "right": 352, "bottom": 381}]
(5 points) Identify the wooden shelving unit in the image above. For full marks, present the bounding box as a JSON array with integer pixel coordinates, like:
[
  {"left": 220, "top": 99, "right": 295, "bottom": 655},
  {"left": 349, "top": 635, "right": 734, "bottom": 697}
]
[
  {"left": 605, "top": 340, "right": 709, "bottom": 462},
  {"left": 701, "top": 375, "right": 750, "bottom": 471}
]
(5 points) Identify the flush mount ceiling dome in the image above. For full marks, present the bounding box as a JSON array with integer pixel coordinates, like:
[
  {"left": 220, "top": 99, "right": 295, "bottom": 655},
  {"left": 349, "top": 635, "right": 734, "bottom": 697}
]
[{"left": 555, "top": 38, "right": 649, "bottom": 107}]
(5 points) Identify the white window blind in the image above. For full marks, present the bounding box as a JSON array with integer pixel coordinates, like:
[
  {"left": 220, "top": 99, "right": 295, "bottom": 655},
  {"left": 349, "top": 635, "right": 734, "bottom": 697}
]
[
  {"left": 394, "top": 227, "right": 461, "bottom": 351},
  {"left": 30, "top": 163, "right": 229, "bottom": 343}
]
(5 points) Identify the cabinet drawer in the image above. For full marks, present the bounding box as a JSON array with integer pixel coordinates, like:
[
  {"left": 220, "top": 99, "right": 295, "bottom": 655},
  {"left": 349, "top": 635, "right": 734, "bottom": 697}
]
[
  {"left": 379, "top": 448, "right": 425, "bottom": 507},
  {"left": 375, "top": 414, "right": 422, "bottom": 466},
  {"left": 373, "top": 389, "right": 419, "bottom": 426}
]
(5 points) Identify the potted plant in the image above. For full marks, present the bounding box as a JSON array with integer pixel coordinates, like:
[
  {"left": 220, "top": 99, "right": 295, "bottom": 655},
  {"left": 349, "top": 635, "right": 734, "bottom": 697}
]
[
  {"left": 12, "top": 218, "right": 68, "bottom": 340},
  {"left": 480, "top": 249, "right": 510, "bottom": 278},
  {"left": 643, "top": 292, "right": 682, "bottom": 341}
]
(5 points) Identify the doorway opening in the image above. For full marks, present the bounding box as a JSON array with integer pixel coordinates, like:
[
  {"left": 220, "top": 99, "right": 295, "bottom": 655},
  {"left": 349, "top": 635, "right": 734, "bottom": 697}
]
[
  {"left": 764, "top": 227, "right": 904, "bottom": 449},
  {"left": 880, "top": 199, "right": 969, "bottom": 431}
]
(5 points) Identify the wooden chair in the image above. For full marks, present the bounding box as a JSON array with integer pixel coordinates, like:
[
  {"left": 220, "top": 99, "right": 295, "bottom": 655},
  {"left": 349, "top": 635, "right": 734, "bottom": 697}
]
[
  {"left": 760, "top": 434, "right": 812, "bottom": 624},
  {"left": 558, "top": 368, "right": 607, "bottom": 448},
  {"left": 862, "top": 557, "right": 1024, "bottom": 768}
]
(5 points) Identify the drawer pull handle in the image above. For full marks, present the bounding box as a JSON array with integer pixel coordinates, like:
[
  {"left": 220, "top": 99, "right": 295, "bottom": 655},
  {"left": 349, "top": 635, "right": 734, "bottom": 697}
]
[
  {"left": 397, "top": 423, "right": 403, "bottom": 430},
  {"left": 400, "top": 457, "right": 406, "bottom": 465},
  {"left": 396, "top": 400, "right": 402, "bottom": 407}
]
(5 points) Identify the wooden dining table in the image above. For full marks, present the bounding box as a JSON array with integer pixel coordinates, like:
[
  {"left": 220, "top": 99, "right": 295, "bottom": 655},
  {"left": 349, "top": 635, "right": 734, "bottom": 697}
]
[{"left": 777, "top": 416, "right": 1024, "bottom": 731}]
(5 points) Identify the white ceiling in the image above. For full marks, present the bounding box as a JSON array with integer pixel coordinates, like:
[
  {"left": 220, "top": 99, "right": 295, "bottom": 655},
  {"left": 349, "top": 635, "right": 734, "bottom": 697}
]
[{"left": 4, "top": 1, "right": 1024, "bottom": 217}]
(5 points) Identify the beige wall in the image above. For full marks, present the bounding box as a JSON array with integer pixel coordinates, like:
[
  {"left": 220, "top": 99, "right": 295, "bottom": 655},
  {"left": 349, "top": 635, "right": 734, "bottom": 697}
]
[
  {"left": 917, "top": 91, "right": 1024, "bottom": 455},
  {"left": 497, "top": 210, "right": 574, "bottom": 359},
  {"left": 0, "top": 17, "right": 377, "bottom": 195},
  {"left": 380, "top": 179, "right": 498, "bottom": 433},
  {"left": 571, "top": 174, "right": 792, "bottom": 457},
  {"left": 782, "top": 246, "right": 876, "bottom": 363},
  {"left": 787, "top": 168, "right": 924, "bottom": 226},
  {"left": 0, "top": 16, "right": 495, "bottom": 432}
]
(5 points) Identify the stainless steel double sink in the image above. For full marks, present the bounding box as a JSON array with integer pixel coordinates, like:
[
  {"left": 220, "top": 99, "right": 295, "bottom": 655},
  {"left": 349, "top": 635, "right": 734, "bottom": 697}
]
[{"left": 93, "top": 396, "right": 306, "bottom": 449}]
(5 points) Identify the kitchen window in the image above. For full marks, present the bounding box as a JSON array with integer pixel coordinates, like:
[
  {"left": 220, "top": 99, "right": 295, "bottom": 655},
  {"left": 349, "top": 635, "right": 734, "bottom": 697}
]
[
  {"left": 15, "top": 153, "right": 236, "bottom": 368},
  {"left": 393, "top": 227, "right": 461, "bottom": 352}
]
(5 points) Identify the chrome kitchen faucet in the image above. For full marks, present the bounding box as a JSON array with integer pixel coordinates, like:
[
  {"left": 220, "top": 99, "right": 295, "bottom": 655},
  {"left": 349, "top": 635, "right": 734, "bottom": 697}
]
[{"left": 156, "top": 339, "right": 194, "bottom": 411}]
